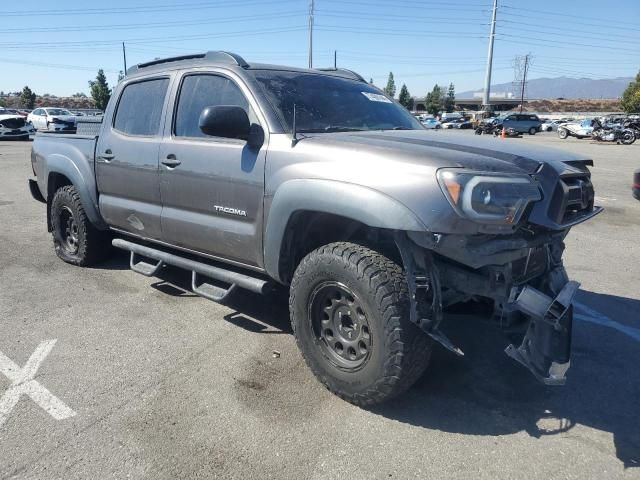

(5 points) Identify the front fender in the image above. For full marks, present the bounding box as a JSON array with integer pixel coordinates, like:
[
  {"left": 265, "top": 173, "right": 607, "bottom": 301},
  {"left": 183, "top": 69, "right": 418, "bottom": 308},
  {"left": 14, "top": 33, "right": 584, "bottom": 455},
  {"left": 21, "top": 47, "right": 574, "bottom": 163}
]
[
  {"left": 46, "top": 153, "right": 107, "bottom": 229},
  {"left": 263, "top": 178, "right": 427, "bottom": 282}
]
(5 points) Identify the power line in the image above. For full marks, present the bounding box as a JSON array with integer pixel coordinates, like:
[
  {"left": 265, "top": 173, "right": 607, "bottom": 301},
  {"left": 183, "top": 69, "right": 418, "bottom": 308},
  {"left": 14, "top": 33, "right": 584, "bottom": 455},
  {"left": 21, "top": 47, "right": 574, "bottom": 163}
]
[
  {"left": 501, "top": 4, "right": 640, "bottom": 28},
  {"left": 0, "top": 11, "right": 306, "bottom": 34},
  {"left": 2, "top": 0, "right": 299, "bottom": 17}
]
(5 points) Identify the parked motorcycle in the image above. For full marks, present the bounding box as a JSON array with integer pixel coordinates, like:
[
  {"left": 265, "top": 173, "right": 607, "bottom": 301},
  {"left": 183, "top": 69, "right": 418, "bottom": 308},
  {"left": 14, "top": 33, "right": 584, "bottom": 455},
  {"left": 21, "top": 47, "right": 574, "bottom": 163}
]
[{"left": 591, "top": 119, "right": 635, "bottom": 145}]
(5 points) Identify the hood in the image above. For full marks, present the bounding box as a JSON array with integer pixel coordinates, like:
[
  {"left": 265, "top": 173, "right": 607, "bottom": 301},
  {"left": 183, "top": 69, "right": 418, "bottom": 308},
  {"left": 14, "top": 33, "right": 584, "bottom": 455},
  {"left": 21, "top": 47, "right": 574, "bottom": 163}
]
[
  {"left": 298, "top": 130, "right": 591, "bottom": 175},
  {"left": 0, "top": 114, "right": 24, "bottom": 121}
]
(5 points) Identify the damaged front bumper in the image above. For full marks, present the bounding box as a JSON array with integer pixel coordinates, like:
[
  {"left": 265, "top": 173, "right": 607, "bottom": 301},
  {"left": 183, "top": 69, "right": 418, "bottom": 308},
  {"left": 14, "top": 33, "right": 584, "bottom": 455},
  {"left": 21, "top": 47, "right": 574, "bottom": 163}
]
[{"left": 396, "top": 230, "right": 582, "bottom": 385}]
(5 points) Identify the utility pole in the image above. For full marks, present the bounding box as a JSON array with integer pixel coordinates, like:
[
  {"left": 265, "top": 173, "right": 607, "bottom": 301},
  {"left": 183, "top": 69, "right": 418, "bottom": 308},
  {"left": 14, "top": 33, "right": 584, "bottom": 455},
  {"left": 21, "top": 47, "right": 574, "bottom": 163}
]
[
  {"left": 308, "top": 0, "right": 315, "bottom": 69},
  {"left": 519, "top": 54, "right": 530, "bottom": 113},
  {"left": 122, "top": 42, "right": 127, "bottom": 74},
  {"left": 482, "top": 0, "right": 498, "bottom": 111}
]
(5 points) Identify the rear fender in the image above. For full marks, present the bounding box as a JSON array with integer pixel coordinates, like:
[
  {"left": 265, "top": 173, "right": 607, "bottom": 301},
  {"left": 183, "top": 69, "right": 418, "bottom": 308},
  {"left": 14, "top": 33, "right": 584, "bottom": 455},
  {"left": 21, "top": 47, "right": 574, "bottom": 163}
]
[{"left": 46, "top": 153, "right": 107, "bottom": 229}]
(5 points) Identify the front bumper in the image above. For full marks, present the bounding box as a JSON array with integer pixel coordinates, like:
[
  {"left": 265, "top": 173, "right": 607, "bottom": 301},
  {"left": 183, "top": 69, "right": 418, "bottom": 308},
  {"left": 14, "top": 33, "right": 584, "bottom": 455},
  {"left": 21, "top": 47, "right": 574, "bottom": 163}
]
[
  {"left": 0, "top": 126, "right": 34, "bottom": 138},
  {"left": 397, "top": 230, "right": 579, "bottom": 385}
]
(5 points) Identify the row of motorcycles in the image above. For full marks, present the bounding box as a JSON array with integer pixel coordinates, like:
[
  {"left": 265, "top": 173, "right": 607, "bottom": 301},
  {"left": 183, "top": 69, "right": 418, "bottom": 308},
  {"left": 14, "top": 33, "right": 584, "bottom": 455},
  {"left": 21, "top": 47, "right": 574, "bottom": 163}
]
[{"left": 590, "top": 118, "right": 637, "bottom": 145}]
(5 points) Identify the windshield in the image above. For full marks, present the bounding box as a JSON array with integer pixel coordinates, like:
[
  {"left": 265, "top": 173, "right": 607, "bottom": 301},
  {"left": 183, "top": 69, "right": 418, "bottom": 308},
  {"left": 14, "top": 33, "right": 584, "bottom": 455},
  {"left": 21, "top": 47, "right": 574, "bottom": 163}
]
[
  {"left": 254, "top": 71, "right": 422, "bottom": 133},
  {"left": 46, "top": 109, "right": 72, "bottom": 115}
]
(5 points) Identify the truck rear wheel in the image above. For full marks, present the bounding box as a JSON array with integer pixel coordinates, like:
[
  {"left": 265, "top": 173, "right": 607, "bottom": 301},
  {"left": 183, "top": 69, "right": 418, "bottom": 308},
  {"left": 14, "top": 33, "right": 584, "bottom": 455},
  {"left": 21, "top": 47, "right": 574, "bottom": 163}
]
[
  {"left": 50, "top": 185, "right": 111, "bottom": 266},
  {"left": 289, "top": 242, "right": 432, "bottom": 406}
]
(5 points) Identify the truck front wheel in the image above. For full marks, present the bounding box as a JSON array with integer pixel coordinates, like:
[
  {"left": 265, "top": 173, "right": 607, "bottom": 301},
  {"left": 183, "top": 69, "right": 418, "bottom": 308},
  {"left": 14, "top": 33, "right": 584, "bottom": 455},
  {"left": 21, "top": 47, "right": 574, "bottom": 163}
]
[
  {"left": 50, "top": 185, "right": 111, "bottom": 266},
  {"left": 289, "top": 242, "right": 432, "bottom": 406}
]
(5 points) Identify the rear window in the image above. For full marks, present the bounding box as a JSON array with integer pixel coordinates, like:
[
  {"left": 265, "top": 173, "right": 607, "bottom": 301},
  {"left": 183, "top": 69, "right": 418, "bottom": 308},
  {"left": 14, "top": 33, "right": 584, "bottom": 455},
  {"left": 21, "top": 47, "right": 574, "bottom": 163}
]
[{"left": 114, "top": 78, "right": 169, "bottom": 136}]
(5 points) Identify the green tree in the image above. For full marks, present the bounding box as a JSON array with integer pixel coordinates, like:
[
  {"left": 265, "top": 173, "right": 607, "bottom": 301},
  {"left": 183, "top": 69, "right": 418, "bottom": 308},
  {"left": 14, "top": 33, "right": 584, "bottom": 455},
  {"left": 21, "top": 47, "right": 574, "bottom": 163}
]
[
  {"left": 384, "top": 72, "right": 396, "bottom": 98},
  {"left": 20, "top": 86, "right": 36, "bottom": 109},
  {"left": 89, "top": 69, "right": 111, "bottom": 111},
  {"left": 72, "top": 92, "right": 87, "bottom": 98},
  {"left": 444, "top": 83, "right": 456, "bottom": 113},
  {"left": 425, "top": 84, "right": 443, "bottom": 116},
  {"left": 398, "top": 84, "right": 413, "bottom": 110},
  {"left": 621, "top": 71, "right": 640, "bottom": 113}
]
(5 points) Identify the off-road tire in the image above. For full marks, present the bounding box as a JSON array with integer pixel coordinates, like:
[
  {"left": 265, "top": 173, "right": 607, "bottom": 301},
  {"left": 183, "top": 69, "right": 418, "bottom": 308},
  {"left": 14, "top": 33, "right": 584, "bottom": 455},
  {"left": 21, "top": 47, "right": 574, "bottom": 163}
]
[
  {"left": 50, "top": 185, "right": 111, "bottom": 266},
  {"left": 289, "top": 242, "right": 433, "bottom": 406}
]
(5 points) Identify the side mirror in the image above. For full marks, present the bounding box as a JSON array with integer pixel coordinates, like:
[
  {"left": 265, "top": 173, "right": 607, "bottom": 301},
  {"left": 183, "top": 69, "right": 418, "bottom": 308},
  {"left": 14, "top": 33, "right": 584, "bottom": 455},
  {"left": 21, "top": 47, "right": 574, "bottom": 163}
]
[{"left": 199, "top": 105, "right": 250, "bottom": 140}]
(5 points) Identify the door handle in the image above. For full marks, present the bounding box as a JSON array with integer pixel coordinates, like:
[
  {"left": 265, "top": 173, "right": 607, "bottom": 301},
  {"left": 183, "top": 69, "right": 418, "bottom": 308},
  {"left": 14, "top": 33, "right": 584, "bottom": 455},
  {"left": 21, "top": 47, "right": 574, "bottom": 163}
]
[
  {"left": 162, "top": 154, "right": 181, "bottom": 168},
  {"left": 98, "top": 149, "right": 115, "bottom": 161}
]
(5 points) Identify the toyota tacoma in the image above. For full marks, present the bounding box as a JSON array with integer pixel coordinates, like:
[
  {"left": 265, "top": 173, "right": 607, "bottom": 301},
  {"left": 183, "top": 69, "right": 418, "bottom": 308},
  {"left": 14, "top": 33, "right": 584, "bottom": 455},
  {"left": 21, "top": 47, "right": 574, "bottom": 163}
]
[{"left": 29, "top": 51, "right": 602, "bottom": 405}]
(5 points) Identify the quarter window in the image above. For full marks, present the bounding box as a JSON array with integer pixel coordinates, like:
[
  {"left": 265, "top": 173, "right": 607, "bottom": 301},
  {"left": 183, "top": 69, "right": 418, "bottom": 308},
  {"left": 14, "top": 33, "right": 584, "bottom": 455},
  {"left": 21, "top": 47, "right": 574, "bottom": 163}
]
[
  {"left": 113, "top": 78, "right": 169, "bottom": 136},
  {"left": 174, "top": 74, "right": 255, "bottom": 138}
]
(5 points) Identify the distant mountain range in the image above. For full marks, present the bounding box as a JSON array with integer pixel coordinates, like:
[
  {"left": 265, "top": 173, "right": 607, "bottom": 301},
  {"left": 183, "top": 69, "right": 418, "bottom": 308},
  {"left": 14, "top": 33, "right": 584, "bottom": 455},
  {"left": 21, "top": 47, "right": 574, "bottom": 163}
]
[{"left": 458, "top": 76, "right": 633, "bottom": 100}]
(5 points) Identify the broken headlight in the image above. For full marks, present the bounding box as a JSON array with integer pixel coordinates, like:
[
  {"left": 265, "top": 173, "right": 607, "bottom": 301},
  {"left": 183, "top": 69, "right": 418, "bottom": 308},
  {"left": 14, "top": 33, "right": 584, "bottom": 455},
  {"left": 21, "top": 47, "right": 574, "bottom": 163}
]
[{"left": 437, "top": 169, "right": 541, "bottom": 225}]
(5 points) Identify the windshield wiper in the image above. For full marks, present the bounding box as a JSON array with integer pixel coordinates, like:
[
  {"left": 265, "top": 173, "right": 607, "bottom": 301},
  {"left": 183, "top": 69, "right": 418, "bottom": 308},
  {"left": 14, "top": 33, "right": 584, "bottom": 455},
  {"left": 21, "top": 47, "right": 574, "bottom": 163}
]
[{"left": 298, "top": 126, "right": 366, "bottom": 133}]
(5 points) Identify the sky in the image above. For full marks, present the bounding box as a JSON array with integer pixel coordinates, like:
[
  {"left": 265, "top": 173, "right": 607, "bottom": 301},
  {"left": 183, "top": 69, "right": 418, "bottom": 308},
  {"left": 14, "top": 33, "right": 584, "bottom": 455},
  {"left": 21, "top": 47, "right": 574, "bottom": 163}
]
[{"left": 1, "top": 0, "right": 639, "bottom": 98}]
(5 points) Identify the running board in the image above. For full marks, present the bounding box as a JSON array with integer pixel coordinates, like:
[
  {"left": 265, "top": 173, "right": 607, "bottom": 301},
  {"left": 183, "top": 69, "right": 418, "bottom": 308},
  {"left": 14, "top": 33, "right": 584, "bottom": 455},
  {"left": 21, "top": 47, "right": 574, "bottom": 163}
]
[{"left": 112, "top": 238, "right": 270, "bottom": 301}]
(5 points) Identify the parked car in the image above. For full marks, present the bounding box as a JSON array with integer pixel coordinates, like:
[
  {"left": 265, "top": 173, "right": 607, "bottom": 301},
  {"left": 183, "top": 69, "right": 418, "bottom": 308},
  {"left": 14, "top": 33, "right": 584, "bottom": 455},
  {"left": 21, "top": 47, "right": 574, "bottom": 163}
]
[
  {"left": 27, "top": 107, "right": 77, "bottom": 132},
  {"left": 496, "top": 113, "right": 542, "bottom": 135},
  {"left": 540, "top": 119, "right": 561, "bottom": 132},
  {"left": 421, "top": 118, "right": 441, "bottom": 129},
  {"left": 557, "top": 119, "right": 594, "bottom": 139},
  {"left": 633, "top": 169, "right": 640, "bottom": 201},
  {"left": 0, "top": 107, "right": 28, "bottom": 118},
  {"left": 450, "top": 118, "right": 473, "bottom": 129},
  {"left": 30, "top": 51, "right": 602, "bottom": 404},
  {"left": 0, "top": 112, "right": 36, "bottom": 140}
]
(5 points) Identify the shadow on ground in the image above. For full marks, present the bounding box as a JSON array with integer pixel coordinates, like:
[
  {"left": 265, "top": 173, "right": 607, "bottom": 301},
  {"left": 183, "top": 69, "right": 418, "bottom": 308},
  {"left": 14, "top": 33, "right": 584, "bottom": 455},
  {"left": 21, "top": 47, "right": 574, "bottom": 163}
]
[{"left": 98, "top": 250, "right": 640, "bottom": 468}]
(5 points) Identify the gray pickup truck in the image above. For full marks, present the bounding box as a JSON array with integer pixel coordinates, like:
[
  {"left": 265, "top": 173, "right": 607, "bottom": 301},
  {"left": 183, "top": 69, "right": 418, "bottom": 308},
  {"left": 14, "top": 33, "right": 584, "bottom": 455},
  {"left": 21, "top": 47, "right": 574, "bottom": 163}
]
[{"left": 30, "top": 51, "right": 602, "bottom": 405}]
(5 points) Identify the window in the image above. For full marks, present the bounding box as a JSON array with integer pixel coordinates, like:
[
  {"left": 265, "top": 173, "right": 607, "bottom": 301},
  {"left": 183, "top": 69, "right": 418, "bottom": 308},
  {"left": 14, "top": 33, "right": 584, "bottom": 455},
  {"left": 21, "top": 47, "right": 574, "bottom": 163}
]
[
  {"left": 528, "top": 115, "right": 538, "bottom": 121},
  {"left": 33, "top": 109, "right": 43, "bottom": 116},
  {"left": 174, "top": 74, "right": 255, "bottom": 138},
  {"left": 113, "top": 78, "right": 169, "bottom": 136}
]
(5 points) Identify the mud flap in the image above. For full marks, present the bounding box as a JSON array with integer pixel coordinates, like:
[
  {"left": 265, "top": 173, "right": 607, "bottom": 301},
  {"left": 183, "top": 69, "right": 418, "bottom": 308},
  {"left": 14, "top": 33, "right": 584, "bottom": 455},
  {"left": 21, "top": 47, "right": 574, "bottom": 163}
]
[{"left": 505, "top": 280, "right": 579, "bottom": 385}]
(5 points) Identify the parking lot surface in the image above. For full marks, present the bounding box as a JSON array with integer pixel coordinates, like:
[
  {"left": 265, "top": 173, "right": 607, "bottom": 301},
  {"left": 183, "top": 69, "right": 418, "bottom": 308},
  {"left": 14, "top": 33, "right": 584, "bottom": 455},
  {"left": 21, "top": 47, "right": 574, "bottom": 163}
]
[{"left": 1, "top": 133, "right": 639, "bottom": 479}]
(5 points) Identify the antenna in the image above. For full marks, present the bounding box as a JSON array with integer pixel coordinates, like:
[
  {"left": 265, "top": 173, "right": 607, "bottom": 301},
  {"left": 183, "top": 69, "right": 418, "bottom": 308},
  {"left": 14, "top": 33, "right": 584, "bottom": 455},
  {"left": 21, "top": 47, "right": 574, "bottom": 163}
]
[{"left": 291, "top": 104, "right": 299, "bottom": 147}]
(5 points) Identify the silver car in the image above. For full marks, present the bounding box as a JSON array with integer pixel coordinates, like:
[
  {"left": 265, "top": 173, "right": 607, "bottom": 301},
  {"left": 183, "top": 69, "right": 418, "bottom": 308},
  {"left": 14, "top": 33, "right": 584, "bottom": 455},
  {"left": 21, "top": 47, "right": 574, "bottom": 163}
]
[{"left": 27, "top": 107, "right": 77, "bottom": 132}]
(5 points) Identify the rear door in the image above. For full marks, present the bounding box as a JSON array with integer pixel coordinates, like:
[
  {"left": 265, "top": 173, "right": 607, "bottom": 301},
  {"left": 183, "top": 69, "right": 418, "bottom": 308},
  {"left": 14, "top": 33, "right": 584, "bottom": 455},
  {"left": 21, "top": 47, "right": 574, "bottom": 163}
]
[
  {"left": 95, "top": 76, "right": 171, "bottom": 240},
  {"left": 158, "top": 70, "right": 267, "bottom": 268}
]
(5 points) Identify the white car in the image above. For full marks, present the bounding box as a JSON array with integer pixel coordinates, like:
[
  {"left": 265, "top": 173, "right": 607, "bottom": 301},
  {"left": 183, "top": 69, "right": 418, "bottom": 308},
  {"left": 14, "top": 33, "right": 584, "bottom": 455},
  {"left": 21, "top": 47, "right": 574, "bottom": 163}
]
[
  {"left": 0, "top": 113, "right": 36, "bottom": 140},
  {"left": 421, "top": 118, "right": 442, "bottom": 129},
  {"left": 540, "top": 119, "right": 561, "bottom": 132},
  {"left": 27, "top": 107, "right": 78, "bottom": 132},
  {"left": 557, "top": 119, "right": 594, "bottom": 139}
]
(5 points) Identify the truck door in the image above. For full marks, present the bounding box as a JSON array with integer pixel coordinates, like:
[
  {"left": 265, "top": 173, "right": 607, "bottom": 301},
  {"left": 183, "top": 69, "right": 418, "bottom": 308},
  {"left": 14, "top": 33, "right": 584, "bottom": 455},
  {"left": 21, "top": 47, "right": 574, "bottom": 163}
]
[
  {"left": 158, "top": 71, "right": 267, "bottom": 269},
  {"left": 95, "top": 76, "right": 171, "bottom": 240}
]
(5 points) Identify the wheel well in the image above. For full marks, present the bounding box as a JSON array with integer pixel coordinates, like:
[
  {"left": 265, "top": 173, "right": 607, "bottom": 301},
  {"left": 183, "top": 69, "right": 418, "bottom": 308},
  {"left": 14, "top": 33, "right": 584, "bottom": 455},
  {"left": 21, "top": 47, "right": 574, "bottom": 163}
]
[
  {"left": 277, "top": 211, "right": 400, "bottom": 284},
  {"left": 46, "top": 172, "right": 72, "bottom": 231}
]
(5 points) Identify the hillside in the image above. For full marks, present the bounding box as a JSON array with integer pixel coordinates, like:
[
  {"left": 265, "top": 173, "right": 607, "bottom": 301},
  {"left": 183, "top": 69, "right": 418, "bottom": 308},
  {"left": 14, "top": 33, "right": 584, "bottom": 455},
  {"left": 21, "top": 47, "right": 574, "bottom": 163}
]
[
  {"left": 459, "top": 76, "right": 633, "bottom": 100},
  {"left": 521, "top": 99, "right": 622, "bottom": 113},
  {"left": 0, "top": 95, "right": 96, "bottom": 109}
]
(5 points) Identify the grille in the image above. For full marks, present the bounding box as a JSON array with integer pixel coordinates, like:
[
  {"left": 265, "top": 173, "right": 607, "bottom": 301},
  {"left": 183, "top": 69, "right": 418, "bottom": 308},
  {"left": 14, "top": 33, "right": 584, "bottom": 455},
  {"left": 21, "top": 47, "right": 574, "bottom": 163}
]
[{"left": 0, "top": 117, "right": 25, "bottom": 129}]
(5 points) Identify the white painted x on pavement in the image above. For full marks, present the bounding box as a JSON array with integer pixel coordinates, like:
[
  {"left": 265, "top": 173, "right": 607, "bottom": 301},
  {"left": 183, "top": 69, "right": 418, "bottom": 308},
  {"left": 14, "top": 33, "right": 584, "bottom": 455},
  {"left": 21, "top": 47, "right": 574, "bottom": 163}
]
[{"left": 0, "top": 339, "right": 76, "bottom": 428}]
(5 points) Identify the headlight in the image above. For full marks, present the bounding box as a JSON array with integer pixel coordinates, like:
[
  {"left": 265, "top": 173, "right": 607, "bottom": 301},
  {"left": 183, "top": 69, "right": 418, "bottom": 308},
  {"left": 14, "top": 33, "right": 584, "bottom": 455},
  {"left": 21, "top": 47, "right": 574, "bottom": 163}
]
[{"left": 437, "top": 169, "right": 541, "bottom": 225}]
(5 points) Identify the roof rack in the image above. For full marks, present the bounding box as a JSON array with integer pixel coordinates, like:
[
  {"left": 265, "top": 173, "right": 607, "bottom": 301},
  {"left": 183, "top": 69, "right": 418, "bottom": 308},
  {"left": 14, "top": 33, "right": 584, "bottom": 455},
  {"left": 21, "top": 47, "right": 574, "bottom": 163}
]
[
  {"left": 127, "top": 51, "right": 249, "bottom": 75},
  {"left": 315, "top": 68, "right": 366, "bottom": 83}
]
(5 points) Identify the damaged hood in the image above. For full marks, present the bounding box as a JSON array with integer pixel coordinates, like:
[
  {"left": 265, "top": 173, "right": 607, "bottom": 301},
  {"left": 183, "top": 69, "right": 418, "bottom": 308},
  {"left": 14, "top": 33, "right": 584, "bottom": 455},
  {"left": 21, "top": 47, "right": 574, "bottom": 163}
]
[{"left": 300, "top": 129, "right": 591, "bottom": 175}]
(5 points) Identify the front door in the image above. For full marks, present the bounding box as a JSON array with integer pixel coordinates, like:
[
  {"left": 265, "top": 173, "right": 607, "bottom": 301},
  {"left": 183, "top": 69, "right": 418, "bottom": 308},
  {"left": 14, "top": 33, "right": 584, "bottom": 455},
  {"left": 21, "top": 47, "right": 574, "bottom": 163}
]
[
  {"left": 95, "top": 76, "right": 171, "bottom": 240},
  {"left": 158, "top": 71, "right": 267, "bottom": 269}
]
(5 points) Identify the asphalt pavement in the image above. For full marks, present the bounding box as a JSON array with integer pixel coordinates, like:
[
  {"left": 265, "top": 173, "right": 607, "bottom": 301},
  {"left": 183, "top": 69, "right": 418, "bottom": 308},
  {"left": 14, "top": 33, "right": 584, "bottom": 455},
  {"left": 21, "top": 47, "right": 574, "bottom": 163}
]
[{"left": 0, "top": 132, "right": 638, "bottom": 479}]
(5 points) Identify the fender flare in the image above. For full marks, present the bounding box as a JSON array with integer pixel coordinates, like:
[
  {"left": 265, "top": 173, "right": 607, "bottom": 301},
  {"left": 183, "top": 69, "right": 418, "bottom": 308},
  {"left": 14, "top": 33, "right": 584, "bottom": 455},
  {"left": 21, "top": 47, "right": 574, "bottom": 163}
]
[
  {"left": 46, "top": 153, "right": 107, "bottom": 229},
  {"left": 263, "top": 179, "right": 427, "bottom": 282}
]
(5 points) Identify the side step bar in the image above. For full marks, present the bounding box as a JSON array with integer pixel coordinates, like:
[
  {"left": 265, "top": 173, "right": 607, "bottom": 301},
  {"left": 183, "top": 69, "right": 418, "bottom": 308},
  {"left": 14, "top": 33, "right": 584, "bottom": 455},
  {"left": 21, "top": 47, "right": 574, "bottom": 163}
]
[{"left": 112, "top": 238, "right": 271, "bottom": 301}]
